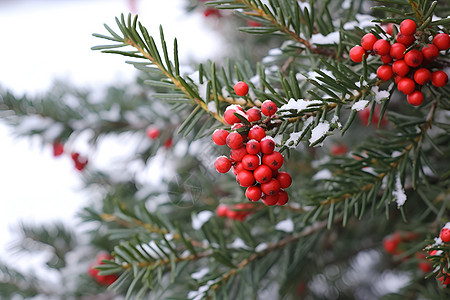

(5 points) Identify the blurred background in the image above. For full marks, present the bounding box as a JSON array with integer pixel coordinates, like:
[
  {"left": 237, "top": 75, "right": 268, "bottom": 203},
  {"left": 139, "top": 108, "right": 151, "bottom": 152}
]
[{"left": 0, "top": 0, "right": 225, "bottom": 276}]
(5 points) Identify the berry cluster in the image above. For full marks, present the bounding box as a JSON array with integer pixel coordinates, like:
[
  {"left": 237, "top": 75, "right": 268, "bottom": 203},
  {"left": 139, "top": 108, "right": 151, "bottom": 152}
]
[
  {"left": 52, "top": 141, "right": 89, "bottom": 171},
  {"left": 350, "top": 19, "right": 449, "bottom": 106},
  {"left": 212, "top": 82, "right": 292, "bottom": 206},
  {"left": 216, "top": 203, "right": 255, "bottom": 221},
  {"left": 88, "top": 253, "right": 118, "bottom": 286},
  {"left": 426, "top": 224, "right": 450, "bottom": 285},
  {"left": 146, "top": 125, "right": 173, "bottom": 149}
]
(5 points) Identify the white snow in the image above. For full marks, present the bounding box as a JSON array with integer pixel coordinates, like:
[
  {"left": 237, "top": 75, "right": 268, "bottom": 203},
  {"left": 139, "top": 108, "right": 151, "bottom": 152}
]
[
  {"left": 310, "top": 31, "right": 340, "bottom": 45},
  {"left": 351, "top": 100, "right": 369, "bottom": 111},
  {"left": 275, "top": 218, "right": 294, "bottom": 232},
  {"left": 392, "top": 175, "right": 407, "bottom": 207},
  {"left": 207, "top": 101, "right": 217, "bottom": 113},
  {"left": 372, "top": 86, "right": 390, "bottom": 103},
  {"left": 255, "top": 243, "right": 268, "bottom": 252},
  {"left": 228, "top": 238, "right": 250, "bottom": 250},
  {"left": 268, "top": 48, "right": 282, "bottom": 56},
  {"left": 191, "top": 267, "right": 209, "bottom": 280},
  {"left": 192, "top": 211, "right": 214, "bottom": 230},
  {"left": 285, "top": 116, "right": 314, "bottom": 148},
  {"left": 309, "top": 121, "right": 330, "bottom": 146},
  {"left": 313, "top": 169, "right": 333, "bottom": 180},
  {"left": 279, "top": 98, "right": 323, "bottom": 113},
  {"left": 343, "top": 14, "right": 376, "bottom": 30}
]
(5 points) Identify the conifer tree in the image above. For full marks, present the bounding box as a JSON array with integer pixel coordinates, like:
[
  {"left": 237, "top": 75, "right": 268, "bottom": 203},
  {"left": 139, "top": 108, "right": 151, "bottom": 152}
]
[{"left": 1, "top": 0, "right": 450, "bottom": 299}]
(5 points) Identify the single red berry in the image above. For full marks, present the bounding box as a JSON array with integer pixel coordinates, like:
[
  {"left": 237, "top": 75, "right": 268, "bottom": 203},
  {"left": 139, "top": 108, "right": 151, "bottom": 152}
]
[
  {"left": 421, "top": 44, "right": 439, "bottom": 61},
  {"left": 247, "top": 107, "right": 262, "bottom": 122},
  {"left": 407, "top": 90, "right": 424, "bottom": 106},
  {"left": 261, "top": 178, "right": 280, "bottom": 195},
  {"left": 397, "top": 78, "right": 416, "bottom": 95},
  {"left": 248, "top": 125, "right": 266, "bottom": 141},
  {"left": 276, "top": 171, "right": 292, "bottom": 189},
  {"left": 418, "top": 261, "right": 433, "bottom": 273},
  {"left": 399, "top": 19, "right": 416, "bottom": 36},
  {"left": 396, "top": 33, "right": 415, "bottom": 47},
  {"left": 165, "top": 138, "right": 173, "bottom": 149},
  {"left": 245, "top": 140, "right": 260, "bottom": 155},
  {"left": 380, "top": 55, "right": 393, "bottom": 64},
  {"left": 236, "top": 169, "right": 255, "bottom": 187},
  {"left": 404, "top": 49, "right": 423, "bottom": 67},
  {"left": 204, "top": 8, "right": 221, "bottom": 18},
  {"left": 389, "top": 43, "right": 406, "bottom": 60},
  {"left": 224, "top": 106, "right": 243, "bottom": 125},
  {"left": 234, "top": 81, "right": 249, "bottom": 96},
  {"left": 230, "top": 146, "right": 248, "bottom": 162},
  {"left": 246, "top": 186, "right": 262, "bottom": 202},
  {"left": 247, "top": 20, "right": 261, "bottom": 27},
  {"left": 383, "top": 234, "right": 401, "bottom": 254},
  {"left": 331, "top": 144, "right": 348, "bottom": 155},
  {"left": 226, "top": 132, "right": 244, "bottom": 149},
  {"left": 413, "top": 68, "right": 431, "bottom": 85},
  {"left": 242, "top": 154, "right": 260, "bottom": 171},
  {"left": 52, "top": 142, "right": 64, "bottom": 157},
  {"left": 212, "top": 129, "right": 229, "bottom": 146},
  {"left": 261, "top": 100, "right": 278, "bottom": 116},
  {"left": 214, "top": 156, "right": 232, "bottom": 173},
  {"left": 260, "top": 137, "right": 275, "bottom": 154},
  {"left": 361, "top": 33, "right": 378, "bottom": 51},
  {"left": 216, "top": 204, "right": 228, "bottom": 217},
  {"left": 433, "top": 33, "right": 450, "bottom": 50},
  {"left": 231, "top": 123, "right": 245, "bottom": 131},
  {"left": 384, "top": 23, "right": 394, "bottom": 36},
  {"left": 373, "top": 39, "right": 391, "bottom": 56},
  {"left": 431, "top": 70, "right": 448, "bottom": 87},
  {"left": 72, "top": 153, "right": 88, "bottom": 171},
  {"left": 146, "top": 126, "right": 160, "bottom": 139},
  {"left": 276, "top": 190, "right": 289, "bottom": 206},
  {"left": 262, "top": 151, "right": 284, "bottom": 170},
  {"left": 232, "top": 162, "right": 244, "bottom": 175},
  {"left": 392, "top": 60, "right": 410, "bottom": 77},
  {"left": 394, "top": 75, "right": 404, "bottom": 84},
  {"left": 254, "top": 164, "right": 273, "bottom": 183},
  {"left": 440, "top": 227, "right": 450, "bottom": 243},
  {"left": 225, "top": 208, "right": 239, "bottom": 220},
  {"left": 261, "top": 193, "right": 279, "bottom": 206},
  {"left": 349, "top": 45, "right": 366, "bottom": 62},
  {"left": 377, "top": 64, "right": 393, "bottom": 81}
]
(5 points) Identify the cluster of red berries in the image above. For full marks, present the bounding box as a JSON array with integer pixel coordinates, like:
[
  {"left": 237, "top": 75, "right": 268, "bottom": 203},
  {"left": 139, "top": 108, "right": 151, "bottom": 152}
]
[
  {"left": 52, "top": 141, "right": 88, "bottom": 171},
  {"left": 212, "top": 82, "right": 292, "bottom": 206},
  {"left": 216, "top": 203, "right": 255, "bottom": 221},
  {"left": 350, "top": 19, "right": 449, "bottom": 106},
  {"left": 88, "top": 253, "right": 118, "bottom": 286},
  {"left": 146, "top": 125, "right": 173, "bottom": 149}
]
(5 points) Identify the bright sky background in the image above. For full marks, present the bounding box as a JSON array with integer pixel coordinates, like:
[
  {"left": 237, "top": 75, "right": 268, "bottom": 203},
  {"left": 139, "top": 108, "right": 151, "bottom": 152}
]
[{"left": 0, "top": 0, "right": 224, "bottom": 273}]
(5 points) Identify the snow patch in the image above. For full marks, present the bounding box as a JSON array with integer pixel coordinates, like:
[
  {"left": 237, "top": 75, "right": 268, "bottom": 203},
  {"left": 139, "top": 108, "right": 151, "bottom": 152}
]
[
  {"left": 191, "top": 267, "right": 209, "bottom": 280},
  {"left": 279, "top": 98, "right": 322, "bottom": 113},
  {"left": 255, "top": 243, "right": 268, "bottom": 252},
  {"left": 313, "top": 169, "right": 333, "bottom": 180},
  {"left": 309, "top": 121, "right": 330, "bottom": 146},
  {"left": 192, "top": 211, "right": 213, "bottom": 230},
  {"left": 310, "top": 31, "right": 340, "bottom": 45},
  {"left": 392, "top": 175, "right": 407, "bottom": 207},
  {"left": 285, "top": 116, "right": 314, "bottom": 148},
  {"left": 351, "top": 100, "right": 369, "bottom": 111},
  {"left": 275, "top": 218, "right": 294, "bottom": 233},
  {"left": 372, "top": 86, "right": 390, "bottom": 103},
  {"left": 207, "top": 101, "right": 217, "bottom": 113},
  {"left": 228, "top": 238, "right": 250, "bottom": 250}
]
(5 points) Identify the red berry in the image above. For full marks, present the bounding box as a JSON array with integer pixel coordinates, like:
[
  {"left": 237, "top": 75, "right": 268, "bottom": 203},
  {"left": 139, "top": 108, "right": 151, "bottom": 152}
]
[
  {"left": 349, "top": 45, "right": 366, "bottom": 62},
  {"left": 413, "top": 68, "right": 431, "bottom": 85},
  {"left": 407, "top": 91, "right": 424, "bottom": 106},
  {"left": 247, "top": 20, "right": 261, "bottom": 27},
  {"left": 421, "top": 44, "right": 439, "bottom": 61},
  {"left": 380, "top": 55, "right": 393, "bottom": 64},
  {"left": 232, "top": 162, "right": 244, "bottom": 175},
  {"left": 216, "top": 204, "right": 228, "bottom": 217},
  {"left": 433, "top": 33, "right": 450, "bottom": 50},
  {"left": 431, "top": 70, "right": 448, "bottom": 87},
  {"left": 276, "top": 190, "right": 289, "bottom": 206},
  {"left": 226, "top": 132, "right": 244, "bottom": 149},
  {"left": 261, "top": 193, "right": 279, "bottom": 206},
  {"left": 438, "top": 272, "right": 450, "bottom": 285},
  {"left": 373, "top": 39, "right": 391, "bottom": 56},
  {"left": 418, "top": 261, "right": 433, "bottom": 273},
  {"left": 230, "top": 146, "right": 248, "bottom": 162},
  {"left": 224, "top": 106, "right": 243, "bottom": 125},
  {"left": 146, "top": 126, "right": 160, "bottom": 139},
  {"left": 254, "top": 165, "right": 273, "bottom": 183},
  {"left": 377, "top": 64, "right": 393, "bottom": 81},
  {"left": 361, "top": 33, "right": 378, "bottom": 51},
  {"left": 383, "top": 234, "right": 401, "bottom": 254},
  {"left": 331, "top": 144, "right": 348, "bottom": 155},
  {"left": 89, "top": 254, "right": 118, "bottom": 286},
  {"left": 396, "top": 33, "right": 415, "bottom": 46},
  {"left": 261, "top": 178, "right": 280, "bottom": 195},
  {"left": 212, "top": 129, "right": 229, "bottom": 146},
  {"left": 397, "top": 78, "right": 416, "bottom": 95},
  {"left": 261, "top": 100, "right": 278, "bottom": 116},
  {"left": 245, "top": 186, "right": 262, "bottom": 202},
  {"left": 404, "top": 49, "right": 423, "bottom": 67},
  {"left": 394, "top": 75, "right": 404, "bottom": 84},
  {"left": 248, "top": 125, "right": 266, "bottom": 141},
  {"left": 262, "top": 151, "right": 284, "bottom": 170},
  {"left": 389, "top": 43, "right": 406, "bottom": 60},
  {"left": 276, "top": 171, "right": 292, "bottom": 189},
  {"left": 203, "top": 8, "right": 221, "bottom": 18},
  {"left": 214, "top": 156, "right": 232, "bottom": 173},
  {"left": 392, "top": 60, "right": 410, "bottom": 77},
  {"left": 440, "top": 227, "right": 450, "bottom": 243},
  {"left": 236, "top": 170, "right": 255, "bottom": 187},
  {"left": 52, "top": 142, "right": 64, "bottom": 157},
  {"left": 242, "top": 154, "right": 260, "bottom": 171},
  {"left": 260, "top": 137, "right": 275, "bottom": 154},
  {"left": 399, "top": 19, "right": 416, "bottom": 36},
  {"left": 234, "top": 81, "right": 249, "bottom": 96},
  {"left": 385, "top": 23, "right": 394, "bottom": 36},
  {"left": 247, "top": 107, "right": 261, "bottom": 122}
]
